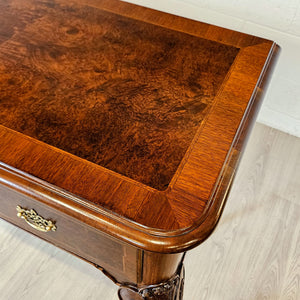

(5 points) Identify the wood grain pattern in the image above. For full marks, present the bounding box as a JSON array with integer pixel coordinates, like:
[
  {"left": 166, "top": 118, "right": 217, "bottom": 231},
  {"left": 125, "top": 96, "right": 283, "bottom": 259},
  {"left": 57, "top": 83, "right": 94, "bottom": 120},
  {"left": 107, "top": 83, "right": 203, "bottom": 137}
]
[
  {"left": 0, "top": 124, "right": 299, "bottom": 299},
  {"left": 0, "top": 0, "right": 278, "bottom": 251},
  {"left": 0, "top": 0, "right": 238, "bottom": 190}
]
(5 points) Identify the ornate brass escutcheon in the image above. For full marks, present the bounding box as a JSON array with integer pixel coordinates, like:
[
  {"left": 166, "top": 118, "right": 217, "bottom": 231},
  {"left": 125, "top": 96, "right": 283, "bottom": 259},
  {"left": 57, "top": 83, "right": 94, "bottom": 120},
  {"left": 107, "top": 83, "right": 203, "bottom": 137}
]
[{"left": 16, "top": 206, "right": 57, "bottom": 232}]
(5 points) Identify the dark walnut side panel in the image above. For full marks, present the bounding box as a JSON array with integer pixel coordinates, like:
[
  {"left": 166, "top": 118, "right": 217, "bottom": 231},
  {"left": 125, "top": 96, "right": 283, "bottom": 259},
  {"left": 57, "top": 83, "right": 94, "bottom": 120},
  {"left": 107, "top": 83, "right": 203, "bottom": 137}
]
[
  {"left": 141, "top": 251, "right": 183, "bottom": 285},
  {"left": 0, "top": 170, "right": 184, "bottom": 287},
  {"left": 0, "top": 182, "right": 139, "bottom": 284},
  {"left": 0, "top": 0, "right": 238, "bottom": 190}
]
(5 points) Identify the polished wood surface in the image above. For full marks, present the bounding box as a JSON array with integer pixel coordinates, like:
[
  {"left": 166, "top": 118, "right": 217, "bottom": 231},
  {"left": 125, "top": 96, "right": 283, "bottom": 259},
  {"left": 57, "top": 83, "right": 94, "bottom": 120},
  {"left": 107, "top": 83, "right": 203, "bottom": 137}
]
[
  {"left": 1, "top": 124, "right": 298, "bottom": 299},
  {"left": 0, "top": 0, "right": 278, "bottom": 254},
  {"left": 0, "top": 0, "right": 239, "bottom": 191}
]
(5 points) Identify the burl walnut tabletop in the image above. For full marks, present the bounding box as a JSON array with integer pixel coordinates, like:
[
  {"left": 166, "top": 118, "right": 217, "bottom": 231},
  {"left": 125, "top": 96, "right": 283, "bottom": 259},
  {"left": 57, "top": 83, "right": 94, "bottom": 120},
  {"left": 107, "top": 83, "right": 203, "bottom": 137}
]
[
  {"left": 0, "top": 1, "right": 278, "bottom": 298},
  {"left": 0, "top": 0, "right": 278, "bottom": 254}
]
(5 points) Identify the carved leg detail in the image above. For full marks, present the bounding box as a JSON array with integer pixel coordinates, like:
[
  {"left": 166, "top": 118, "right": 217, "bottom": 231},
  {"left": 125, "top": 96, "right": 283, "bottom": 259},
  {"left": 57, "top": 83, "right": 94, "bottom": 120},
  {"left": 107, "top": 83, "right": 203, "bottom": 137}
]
[{"left": 118, "top": 264, "right": 185, "bottom": 300}]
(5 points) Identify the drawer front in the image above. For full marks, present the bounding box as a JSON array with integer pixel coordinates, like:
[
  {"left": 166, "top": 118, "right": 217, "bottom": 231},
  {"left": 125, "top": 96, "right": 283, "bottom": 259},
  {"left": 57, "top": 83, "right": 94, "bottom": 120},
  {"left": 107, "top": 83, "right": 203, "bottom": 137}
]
[{"left": 0, "top": 183, "right": 138, "bottom": 284}]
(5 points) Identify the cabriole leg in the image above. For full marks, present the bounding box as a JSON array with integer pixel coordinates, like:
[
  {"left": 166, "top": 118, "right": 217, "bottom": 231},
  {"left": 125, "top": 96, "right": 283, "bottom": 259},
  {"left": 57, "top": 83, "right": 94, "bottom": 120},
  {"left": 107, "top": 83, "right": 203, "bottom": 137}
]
[{"left": 118, "top": 263, "right": 185, "bottom": 300}]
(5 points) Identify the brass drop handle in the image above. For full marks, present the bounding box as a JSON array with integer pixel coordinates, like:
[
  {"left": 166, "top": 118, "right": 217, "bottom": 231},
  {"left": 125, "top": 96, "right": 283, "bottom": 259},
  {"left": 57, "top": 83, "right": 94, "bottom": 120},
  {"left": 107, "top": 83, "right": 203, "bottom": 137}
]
[{"left": 16, "top": 205, "right": 57, "bottom": 232}]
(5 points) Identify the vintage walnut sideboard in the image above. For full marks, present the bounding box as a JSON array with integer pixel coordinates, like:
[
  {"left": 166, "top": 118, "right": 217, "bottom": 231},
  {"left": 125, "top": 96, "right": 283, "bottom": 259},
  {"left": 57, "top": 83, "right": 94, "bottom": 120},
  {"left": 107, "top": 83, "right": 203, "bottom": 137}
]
[{"left": 0, "top": 0, "right": 278, "bottom": 299}]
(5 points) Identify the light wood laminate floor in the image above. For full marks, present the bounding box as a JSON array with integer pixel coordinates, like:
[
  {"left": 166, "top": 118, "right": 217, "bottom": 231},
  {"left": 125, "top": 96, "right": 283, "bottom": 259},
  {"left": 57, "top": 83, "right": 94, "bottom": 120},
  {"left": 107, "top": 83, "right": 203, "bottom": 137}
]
[{"left": 0, "top": 123, "right": 299, "bottom": 300}]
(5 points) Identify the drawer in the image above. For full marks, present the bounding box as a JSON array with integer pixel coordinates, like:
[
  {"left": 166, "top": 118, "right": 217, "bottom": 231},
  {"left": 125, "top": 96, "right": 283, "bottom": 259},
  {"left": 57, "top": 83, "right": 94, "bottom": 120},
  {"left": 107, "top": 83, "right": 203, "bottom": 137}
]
[{"left": 0, "top": 182, "right": 138, "bottom": 284}]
